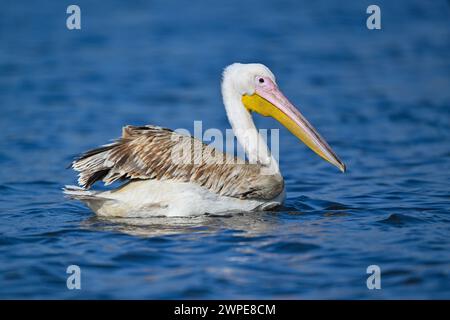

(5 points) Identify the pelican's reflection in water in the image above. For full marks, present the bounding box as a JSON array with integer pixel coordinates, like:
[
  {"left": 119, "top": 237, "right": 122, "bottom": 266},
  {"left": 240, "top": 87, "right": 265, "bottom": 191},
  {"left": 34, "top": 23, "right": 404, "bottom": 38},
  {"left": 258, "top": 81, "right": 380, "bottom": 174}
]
[{"left": 81, "top": 211, "right": 285, "bottom": 237}]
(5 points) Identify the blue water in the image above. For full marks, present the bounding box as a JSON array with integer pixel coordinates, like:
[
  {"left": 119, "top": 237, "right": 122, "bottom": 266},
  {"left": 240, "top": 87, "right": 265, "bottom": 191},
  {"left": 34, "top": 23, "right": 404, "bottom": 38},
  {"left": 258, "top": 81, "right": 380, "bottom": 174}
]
[{"left": 1, "top": 0, "right": 449, "bottom": 299}]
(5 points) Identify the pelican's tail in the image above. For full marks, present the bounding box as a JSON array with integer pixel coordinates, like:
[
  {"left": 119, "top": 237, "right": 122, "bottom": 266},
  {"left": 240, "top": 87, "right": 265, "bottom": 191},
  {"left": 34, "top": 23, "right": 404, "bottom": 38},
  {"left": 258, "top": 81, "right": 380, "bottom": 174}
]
[
  {"left": 63, "top": 185, "right": 105, "bottom": 200},
  {"left": 64, "top": 185, "right": 120, "bottom": 215}
]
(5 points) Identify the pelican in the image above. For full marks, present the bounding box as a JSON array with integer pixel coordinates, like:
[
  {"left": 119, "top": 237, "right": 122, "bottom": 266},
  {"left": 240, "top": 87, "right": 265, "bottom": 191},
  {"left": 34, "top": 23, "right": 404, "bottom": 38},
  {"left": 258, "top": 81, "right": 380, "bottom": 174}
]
[{"left": 65, "top": 63, "right": 345, "bottom": 217}]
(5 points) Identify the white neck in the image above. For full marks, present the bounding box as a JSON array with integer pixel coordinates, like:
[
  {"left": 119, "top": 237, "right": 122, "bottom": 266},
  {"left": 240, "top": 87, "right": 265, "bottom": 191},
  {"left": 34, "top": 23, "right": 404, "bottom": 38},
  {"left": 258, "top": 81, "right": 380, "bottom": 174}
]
[{"left": 222, "top": 83, "right": 280, "bottom": 174}]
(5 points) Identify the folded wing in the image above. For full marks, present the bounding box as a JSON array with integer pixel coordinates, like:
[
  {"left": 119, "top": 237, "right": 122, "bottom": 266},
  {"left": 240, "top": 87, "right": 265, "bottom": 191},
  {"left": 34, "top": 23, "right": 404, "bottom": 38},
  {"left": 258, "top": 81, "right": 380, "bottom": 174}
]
[{"left": 70, "top": 125, "right": 283, "bottom": 200}]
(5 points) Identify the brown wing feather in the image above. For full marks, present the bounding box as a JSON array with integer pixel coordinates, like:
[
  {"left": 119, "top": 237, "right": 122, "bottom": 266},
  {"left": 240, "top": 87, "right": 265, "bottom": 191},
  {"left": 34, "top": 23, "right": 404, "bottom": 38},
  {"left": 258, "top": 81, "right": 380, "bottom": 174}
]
[{"left": 70, "top": 125, "right": 283, "bottom": 200}]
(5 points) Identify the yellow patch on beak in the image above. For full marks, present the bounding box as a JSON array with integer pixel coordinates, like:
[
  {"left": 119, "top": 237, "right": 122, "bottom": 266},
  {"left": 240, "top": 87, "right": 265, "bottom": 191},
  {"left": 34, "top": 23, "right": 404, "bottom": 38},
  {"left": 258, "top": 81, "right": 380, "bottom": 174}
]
[{"left": 242, "top": 93, "right": 276, "bottom": 117}]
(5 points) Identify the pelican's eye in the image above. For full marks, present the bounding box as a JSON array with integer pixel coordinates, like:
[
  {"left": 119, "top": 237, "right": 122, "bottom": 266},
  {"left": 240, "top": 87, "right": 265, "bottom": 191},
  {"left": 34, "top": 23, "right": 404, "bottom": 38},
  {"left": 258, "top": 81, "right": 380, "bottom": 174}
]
[{"left": 258, "top": 78, "right": 265, "bottom": 83}]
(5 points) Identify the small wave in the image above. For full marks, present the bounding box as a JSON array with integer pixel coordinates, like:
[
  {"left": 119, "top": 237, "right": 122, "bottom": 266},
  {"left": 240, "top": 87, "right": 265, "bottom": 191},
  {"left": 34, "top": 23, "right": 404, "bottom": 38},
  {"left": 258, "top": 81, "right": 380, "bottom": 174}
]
[
  {"left": 261, "top": 241, "right": 320, "bottom": 254},
  {"left": 378, "top": 213, "right": 426, "bottom": 226}
]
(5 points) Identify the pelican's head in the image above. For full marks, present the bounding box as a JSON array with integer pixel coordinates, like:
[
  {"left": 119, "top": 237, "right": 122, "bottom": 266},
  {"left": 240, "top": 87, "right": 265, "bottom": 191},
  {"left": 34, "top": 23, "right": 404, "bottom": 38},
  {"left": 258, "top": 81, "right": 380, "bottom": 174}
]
[{"left": 222, "top": 63, "right": 346, "bottom": 172}]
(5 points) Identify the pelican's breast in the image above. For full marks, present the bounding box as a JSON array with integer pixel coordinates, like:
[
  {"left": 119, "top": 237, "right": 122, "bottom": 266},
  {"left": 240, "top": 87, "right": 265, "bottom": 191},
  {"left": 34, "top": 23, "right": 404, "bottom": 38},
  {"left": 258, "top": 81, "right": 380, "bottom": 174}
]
[{"left": 244, "top": 171, "right": 284, "bottom": 200}]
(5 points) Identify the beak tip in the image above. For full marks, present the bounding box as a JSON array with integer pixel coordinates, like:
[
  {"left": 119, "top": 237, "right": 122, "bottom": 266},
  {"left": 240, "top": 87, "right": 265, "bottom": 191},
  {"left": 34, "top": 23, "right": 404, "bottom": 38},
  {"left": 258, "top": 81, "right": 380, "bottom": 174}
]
[{"left": 339, "top": 163, "right": 346, "bottom": 173}]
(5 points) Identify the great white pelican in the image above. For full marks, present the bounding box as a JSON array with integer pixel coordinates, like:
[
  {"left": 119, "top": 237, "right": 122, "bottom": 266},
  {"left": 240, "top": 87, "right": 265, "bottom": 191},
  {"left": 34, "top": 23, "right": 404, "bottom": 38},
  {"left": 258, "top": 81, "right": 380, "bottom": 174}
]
[{"left": 65, "top": 63, "right": 345, "bottom": 216}]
